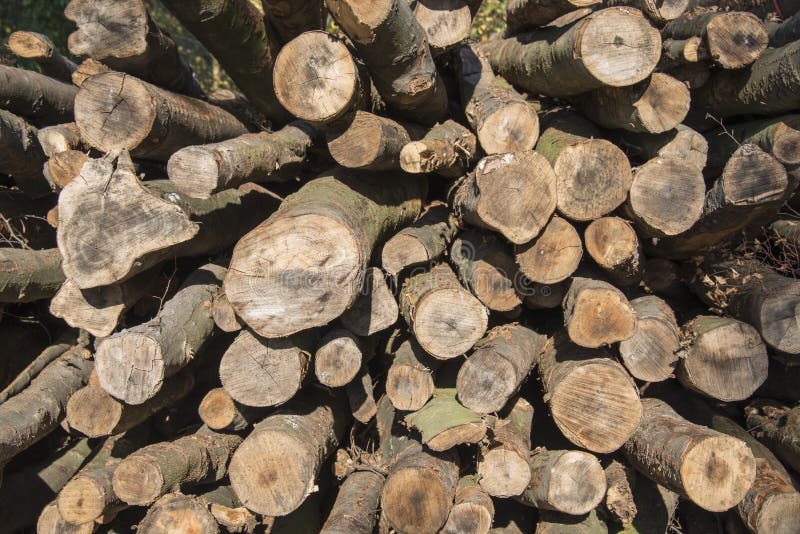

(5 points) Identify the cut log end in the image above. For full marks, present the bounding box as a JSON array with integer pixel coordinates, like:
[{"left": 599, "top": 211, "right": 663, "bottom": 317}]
[
  {"left": 65, "top": 384, "right": 123, "bottom": 437},
  {"left": 753, "top": 491, "right": 800, "bottom": 534},
  {"left": 315, "top": 329, "right": 363, "bottom": 387},
  {"left": 382, "top": 233, "right": 430, "bottom": 276},
  {"left": 565, "top": 282, "right": 637, "bottom": 348},
  {"left": 514, "top": 216, "right": 582, "bottom": 285},
  {"left": 112, "top": 456, "right": 165, "bottom": 506},
  {"left": 547, "top": 451, "right": 607, "bottom": 515},
  {"left": 381, "top": 464, "right": 454, "bottom": 533},
  {"left": 95, "top": 333, "right": 164, "bottom": 405},
  {"left": 618, "top": 296, "right": 680, "bottom": 382},
  {"left": 138, "top": 493, "right": 218, "bottom": 534},
  {"left": 165, "top": 146, "right": 222, "bottom": 199},
  {"left": 634, "top": 73, "right": 690, "bottom": 133},
  {"left": 57, "top": 476, "right": 108, "bottom": 525},
  {"left": 414, "top": 287, "right": 488, "bottom": 359},
  {"left": 680, "top": 435, "right": 756, "bottom": 512},
  {"left": 8, "top": 31, "right": 53, "bottom": 58},
  {"left": 37, "top": 503, "right": 94, "bottom": 534},
  {"left": 477, "top": 448, "right": 531, "bottom": 498},
  {"left": 706, "top": 12, "right": 768, "bottom": 70},
  {"left": 584, "top": 217, "right": 641, "bottom": 285},
  {"left": 477, "top": 102, "right": 540, "bottom": 156},
  {"left": 198, "top": 387, "right": 240, "bottom": 431}
]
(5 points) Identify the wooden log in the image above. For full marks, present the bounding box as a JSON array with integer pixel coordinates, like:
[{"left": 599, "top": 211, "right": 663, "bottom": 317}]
[
  {"left": 326, "top": 111, "right": 422, "bottom": 170},
  {"left": 45, "top": 149, "right": 88, "bottom": 190},
  {"left": 229, "top": 389, "right": 349, "bottom": 516},
  {"left": 738, "top": 458, "right": 800, "bottom": 534},
  {"left": 658, "top": 36, "right": 709, "bottom": 70},
  {"left": 745, "top": 400, "right": 800, "bottom": 475},
  {"left": 563, "top": 277, "right": 637, "bottom": 347},
  {"left": 386, "top": 337, "right": 442, "bottom": 411},
  {"left": 767, "top": 11, "right": 800, "bottom": 47},
  {"left": 340, "top": 267, "right": 398, "bottom": 336},
  {"left": 211, "top": 292, "right": 242, "bottom": 333},
  {"left": 442, "top": 475, "right": 495, "bottom": 534},
  {"left": 405, "top": 385, "right": 486, "bottom": 451},
  {"left": 622, "top": 123, "right": 708, "bottom": 170},
  {"left": 538, "top": 334, "right": 642, "bottom": 453},
  {"left": 321, "top": 469, "right": 384, "bottom": 534},
  {"left": 518, "top": 449, "right": 606, "bottom": 515},
  {"left": 37, "top": 502, "right": 94, "bottom": 534},
  {"left": 273, "top": 31, "right": 370, "bottom": 124},
  {"left": 691, "top": 0, "right": 800, "bottom": 18},
  {"left": 514, "top": 215, "right": 582, "bottom": 285},
  {"left": 225, "top": 170, "right": 426, "bottom": 338},
  {"left": 603, "top": 460, "right": 636, "bottom": 525},
  {"left": 399, "top": 120, "right": 478, "bottom": 177},
  {"left": 95, "top": 263, "right": 223, "bottom": 405},
  {"left": 137, "top": 492, "right": 218, "bottom": 534},
  {"left": 0, "top": 64, "right": 77, "bottom": 126},
  {"left": 263, "top": 0, "right": 324, "bottom": 45},
  {"left": 451, "top": 229, "right": 523, "bottom": 313},
  {"left": 535, "top": 509, "right": 608, "bottom": 534},
  {"left": 451, "top": 150, "right": 557, "bottom": 244},
  {"left": 505, "top": 0, "right": 602, "bottom": 34},
  {"left": 618, "top": 295, "right": 680, "bottom": 382},
  {"left": 584, "top": 217, "right": 643, "bottom": 286},
  {"left": 0, "top": 342, "right": 71, "bottom": 404},
  {"left": 477, "top": 397, "right": 533, "bottom": 498},
  {"left": 662, "top": 9, "right": 767, "bottom": 70},
  {"left": 198, "top": 387, "right": 266, "bottom": 432},
  {"left": 326, "top": 0, "right": 448, "bottom": 124},
  {"left": 457, "top": 45, "right": 540, "bottom": 155},
  {"left": 624, "top": 397, "right": 756, "bottom": 512},
  {"left": 676, "top": 315, "right": 768, "bottom": 401},
  {"left": 65, "top": 0, "right": 201, "bottom": 96},
  {"left": 457, "top": 323, "right": 547, "bottom": 414},
  {"left": 399, "top": 263, "right": 489, "bottom": 359},
  {"left": 606, "top": 0, "right": 688, "bottom": 24},
  {"left": 0, "top": 346, "right": 92, "bottom": 466},
  {"left": 381, "top": 448, "right": 459, "bottom": 534},
  {"left": 314, "top": 328, "right": 365, "bottom": 388},
  {"left": 58, "top": 155, "right": 277, "bottom": 288},
  {"left": 74, "top": 72, "right": 247, "bottom": 160},
  {"left": 167, "top": 122, "right": 316, "bottom": 198},
  {"left": 480, "top": 7, "right": 660, "bottom": 97},
  {"left": 71, "top": 58, "right": 110, "bottom": 87},
  {"left": 381, "top": 202, "right": 458, "bottom": 276},
  {"left": 574, "top": 73, "right": 690, "bottom": 134},
  {"left": 0, "top": 247, "right": 64, "bottom": 303},
  {"left": 7, "top": 31, "right": 76, "bottom": 84},
  {"left": 219, "top": 329, "right": 316, "bottom": 408},
  {"left": 198, "top": 485, "right": 258, "bottom": 534},
  {"left": 346, "top": 370, "right": 378, "bottom": 423},
  {"left": 705, "top": 115, "right": 800, "bottom": 177},
  {"left": 0, "top": 109, "right": 50, "bottom": 198}
]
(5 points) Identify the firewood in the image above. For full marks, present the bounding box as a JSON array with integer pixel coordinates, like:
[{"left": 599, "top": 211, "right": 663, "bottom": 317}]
[
  {"left": 745, "top": 400, "right": 800, "bottom": 475},
  {"left": 622, "top": 123, "right": 708, "bottom": 170},
  {"left": 607, "top": 0, "right": 689, "bottom": 24},
  {"left": 0, "top": 247, "right": 64, "bottom": 302},
  {"left": 219, "top": 329, "right": 316, "bottom": 408},
  {"left": 71, "top": 58, "right": 110, "bottom": 87},
  {"left": 45, "top": 149, "right": 87, "bottom": 190},
  {"left": 273, "top": 31, "right": 370, "bottom": 124},
  {"left": 0, "top": 342, "right": 71, "bottom": 404},
  {"left": 321, "top": 470, "right": 384, "bottom": 534},
  {"left": 451, "top": 229, "right": 523, "bottom": 313},
  {"left": 228, "top": 389, "right": 349, "bottom": 516},
  {"left": 405, "top": 385, "right": 486, "bottom": 451},
  {"left": 94, "top": 264, "right": 224, "bottom": 405},
  {"left": 0, "top": 109, "right": 51, "bottom": 198},
  {"left": 457, "top": 324, "right": 547, "bottom": 414},
  {"left": 346, "top": 370, "right": 378, "bottom": 424},
  {"left": 412, "top": 0, "right": 475, "bottom": 56},
  {"left": 618, "top": 295, "right": 680, "bottom": 382},
  {"left": 399, "top": 120, "right": 478, "bottom": 177},
  {"left": 505, "top": 0, "right": 602, "bottom": 34},
  {"left": 262, "top": 0, "right": 324, "bottom": 45},
  {"left": 340, "top": 267, "right": 399, "bottom": 336},
  {"left": 137, "top": 492, "right": 218, "bottom": 534},
  {"left": 451, "top": 151, "right": 557, "bottom": 244},
  {"left": 211, "top": 292, "right": 242, "bottom": 333},
  {"left": 225, "top": 170, "right": 426, "bottom": 338},
  {"left": 662, "top": 9, "right": 767, "bottom": 69},
  {"left": 536, "top": 509, "right": 608, "bottom": 534},
  {"left": 399, "top": 263, "right": 489, "bottom": 359},
  {"left": 0, "top": 346, "right": 92, "bottom": 466},
  {"left": 326, "top": 111, "right": 423, "bottom": 170},
  {"left": 563, "top": 277, "right": 637, "bottom": 347},
  {"left": 74, "top": 72, "right": 247, "bottom": 160},
  {"left": 604, "top": 460, "right": 637, "bottom": 525},
  {"left": 477, "top": 397, "right": 533, "bottom": 498},
  {"left": 574, "top": 73, "right": 690, "bottom": 134},
  {"left": 658, "top": 36, "right": 709, "bottom": 70},
  {"left": 314, "top": 328, "right": 365, "bottom": 388},
  {"left": 624, "top": 398, "right": 756, "bottom": 511},
  {"left": 457, "top": 45, "right": 540, "bottom": 155},
  {"left": 7, "top": 31, "right": 77, "bottom": 83},
  {"left": 381, "top": 202, "right": 458, "bottom": 276},
  {"left": 385, "top": 337, "right": 442, "bottom": 411},
  {"left": 584, "top": 217, "right": 643, "bottom": 286},
  {"left": 0, "top": 65, "right": 77, "bottom": 126},
  {"left": 198, "top": 388, "right": 266, "bottom": 432},
  {"left": 198, "top": 485, "right": 258, "bottom": 534},
  {"left": 37, "top": 502, "right": 94, "bottom": 534},
  {"left": 326, "top": 0, "right": 448, "bottom": 124},
  {"left": 514, "top": 216, "right": 582, "bottom": 285},
  {"left": 767, "top": 11, "right": 800, "bottom": 47},
  {"left": 518, "top": 449, "right": 606, "bottom": 515},
  {"left": 480, "top": 8, "right": 660, "bottom": 97},
  {"left": 538, "top": 334, "right": 642, "bottom": 453},
  {"left": 441, "top": 475, "right": 495, "bottom": 534}
]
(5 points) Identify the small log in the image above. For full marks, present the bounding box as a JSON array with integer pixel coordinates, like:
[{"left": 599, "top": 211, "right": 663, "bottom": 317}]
[
  {"left": 326, "top": 111, "right": 421, "bottom": 170},
  {"left": 381, "top": 202, "right": 458, "bottom": 276},
  {"left": 229, "top": 389, "right": 349, "bottom": 516},
  {"left": 623, "top": 397, "right": 756, "bottom": 512},
  {"left": 198, "top": 387, "right": 267, "bottom": 432},
  {"left": 405, "top": 386, "right": 486, "bottom": 451},
  {"left": 399, "top": 120, "right": 478, "bottom": 177},
  {"left": 479, "top": 8, "right": 660, "bottom": 97},
  {"left": 137, "top": 492, "right": 217, "bottom": 534},
  {"left": 326, "top": 0, "right": 448, "bottom": 124},
  {"left": 606, "top": 0, "right": 688, "bottom": 24},
  {"left": 7, "top": 31, "right": 77, "bottom": 83},
  {"left": 514, "top": 215, "right": 582, "bottom": 285},
  {"left": 37, "top": 503, "right": 94, "bottom": 534},
  {"left": 451, "top": 229, "right": 523, "bottom": 313},
  {"left": 45, "top": 149, "right": 88, "bottom": 190},
  {"left": 457, "top": 45, "right": 540, "bottom": 155},
  {"left": 315, "top": 328, "right": 365, "bottom": 388},
  {"left": 535, "top": 509, "right": 608, "bottom": 534},
  {"left": 441, "top": 475, "right": 495, "bottom": 534},
  {"left": 0, "top": 247, "right": 64, "bottom": 303},
  {"left": 536, "top": 110, "right": 633, "bottom": 221},
  {"left": 225, "top": 170, "right": 426, "bottom": 338},
  {"left": 574, "top": 73, "right": 690, "bottom": 134},
  {"left": 321, "top": 469, "right": 384, "bottom": 534},
  {"left": 346, "top": 370, "right": 378, "bottom": 423},
  {"left": 211, "top": 292, "right": 242, "bottom": 333},
  {"left": 661, "top": 9, "right": 767, "bottom": 70},
  {"left": 451, "top": 150, "right": 557, "bottom": 244},
  {"left": 71, "top": 58, "right": 110, "bottom": 87},
  {"left": 340, "top": 267, "right": 399, "bottom": 336},
  {"left": 658, "top": 36, "right": 709, "bottom": 71},
  {"left": 0, "top": 346, "right": 92, "bottom": 466},
  {"left": 505, "top": 0, "right": 602, "bottom": 34},
  {"left": 677, "top": 315, "right": 768, "bottom": 402},
  {"left": 199, "top": 485, "right": 258, "bottom": 534},
  {"left": 538, "top": 334, "right": 642, "bottom": 453},
  {"left": 263, "top": 0, "right": 324, "bottom": 45},
  {"left": 273, "top": 31, "right": 370, "bottom": 124},
  {"left": 399, "top": 263, "right": 489, "bottom": 359},
  {"left": 618, "top": 295, "right": 680, "bottom": 382},
  {"left": 477, "top": 397, "right": 534, "bottom": 498},
  {"left": 745, "top": 400, "right": 800, "bottom": 475},
  {"left": 167, "top": 122, "right": 316, "bottom": 198},
  {"left": 457, "top": 323, "right": 547, "bottom": 414},
  {"left": 584, "top": 217, "right": 643, "bottom": 286},
  {"left": 219, "top": 329, "right": 316, "bottom": 408},
  {"left": 0, "top": 64, "right": 77, "bottom": 126},
  {"left": 0, "top": 109, "right": 50, "bottom": 198},
  {"left": 381, "top": 448, "right": 459, "bottom": 534},
  {"left": 413, "top": 0, "right": 474, "bottom": 55},
  {"left": 386, "top": 337, "right": 442, "bottom": 411},
  {"left": 518, "top": 449, "right": 606, "bottom": 516},
  {"left": 604, "top": 460, "right": 636, "bottom": 525},
  {"left": 563, "top": 277, "right": 637, "bottom": 348}
]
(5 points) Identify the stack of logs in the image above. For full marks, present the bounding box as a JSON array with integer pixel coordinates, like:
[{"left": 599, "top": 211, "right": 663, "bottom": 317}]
[{"left": 2, "top": 0, "right": 800, "bottom": 532}]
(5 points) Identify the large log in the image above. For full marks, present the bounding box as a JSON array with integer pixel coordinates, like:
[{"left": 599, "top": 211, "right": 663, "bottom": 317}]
[
  {"left": 618, "top": 295, "right": 680, "bottom": 382},
  {"left": 381, "top": 202, "right": 458, "bottom": 276},
  {"left": 0, "top": 247, "right": 64, "bottom": 303},
  {"left": 224, "top": 170, "right": 426, "bottom": 338},
  {"left": 0, "top": 65, "right": 77, "bottom": 126},
  {"left": 7, "top": 31, "right": 76, "bottom": 83},
  {"left": 441, "top": 475, "right": 494, "bottom": 534},
  {"left": 0, "top": 109, "right": 51, "bottom": 198},
  {"left": 518, "top": 449, "right": 606, "bottom": 515},
  {"left": 385, "top": 337, "right": 442, "bottom": 411},
  {"left": 583, "top": 217, "right": 643, "bottom": 286},
  {"left": 340, "top": 267, "right": 399, "bottom": 336},
  {"left": 514, "top": 215, "right": 582, "bottom": 285},
  {"left": 263, "top": 0, "right": 324, "bottom": 45},
  {"left": 479, "top": 8, "right": 660, "bottom": 97},
  {"left": 321, "top": 469, "right": 384, "bottom": 534},
  {"left": 505, "top": 0, "right": 602, "bottom": 34},
  {"left": 477, "top": 397, "right": 533, "bottom": 498},
  {"left": 399, "top": 120, "right": 478, "bottom": 177},
  {"left": 563, "top": 277, "right": 637, "bottom": 347}
]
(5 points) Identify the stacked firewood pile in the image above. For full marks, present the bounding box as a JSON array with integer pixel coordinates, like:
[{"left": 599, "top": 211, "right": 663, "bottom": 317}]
[{"left": 2, "top": 0, "right": 800, "bottom": 532}]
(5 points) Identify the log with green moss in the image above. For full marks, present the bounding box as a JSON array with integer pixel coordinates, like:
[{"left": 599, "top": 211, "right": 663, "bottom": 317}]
[{"left": 405, "top": 385, "right": 486, "bottom": 451}]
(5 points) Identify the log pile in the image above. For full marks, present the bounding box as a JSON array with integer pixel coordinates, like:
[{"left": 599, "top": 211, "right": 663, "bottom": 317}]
[{"left": 1, "top": 0, "right": 800, "bottom": 533}]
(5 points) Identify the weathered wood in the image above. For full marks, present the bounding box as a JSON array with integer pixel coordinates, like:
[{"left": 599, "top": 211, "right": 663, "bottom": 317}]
[
  {"left": 505, "top": 0, "right": 602, "bottom": 34},
  {"left": 37, "top": 502, "right": 94, "bottom": 534},
  {"left": 386, "top": 337, "right": 442, "bottom": 411},
  {"left": 0, "top": 247, "right": 64, "bottom": 303},
  {"left": 584, "top": 217, "right": 643, "bottom": 286},
  {"left": 514, "top": 215, "right": 582, "bottom": 285},
  {"left": 198, "top": 387, "right": 267, "bottom": 432},
  {"left": 263, "top": 0, "right": 324, "bottom": 45},
  {"left": 7, "top": 31, "right": 76, "bottom": 83},
  {"left": 381, "top": 202, "right": 458, "bottom": 276},
  {"left": 442, "top": 475, "right": 495, "bottom": 534},
  {"left": 745, "top": 400, "right": 800, "bottom": 475},
  {"left": 198, "top": 485, "right": 258, "bottom": 534},
  {"left": 321, "top": 469, "right": 384, "bottom": 534},
  {"left": 314, "top": 328, "right": 365, "bottom": 388},
  {"left": 622, "top": 123, "right": 708, "bottom": 170},
  {"left": 71, "top": 58, "right": 110, "bottom": 87},
  {"left": 606, "top": 0, "right": 688, "bottom": 24},
  {"left": 518, "top": 449, "right": 606, "bottom": 515},
  {"left": 658, "top": 36, "right": 709, "bottom": 70},
  {"left": 340, "top": 267, "right": 398, "bottom": 336},
  {"left": 563, "top": 277, "right": 637, "bottom": 347},
  {"left": 400, "top": 120, "right": 478, "bottom": 177},
  {"left": 45, "top": 149, "right": 88, "bottom": 190},
  {"left": 0, "top": 109, "right": 50, "bottom": 198},
  {"left": 326, "top": 111, "right": 423, "bottom": 170},
  {"left": 405, "top": 385, "right": 486, "bottom": 451},
  {"left": 211, "top": 292, "right": 242, "bottom": 333},
  {"left": 738, "top": 457, "right": 800, "bottom": 534},
  {"left": 137, "top": 492, "right": 218, "bottom": 534},
  {"left": 225, "top": 170, "right": 426, "bottom": 338},
  {"left": 346, "top": 370, "right": 378, "bottom": 424},
  {"left": 603, "top": 460, "right": 636, "bottom": 525},
  {"left": 0, "top": 342, "right": 71, "bottom": 404},
  {"left": 477, "top": 397, "right": 533, "bottom": 498},
  {"left": 0, "top": 64, "right": 77, "bottom": 126},
  {"left": 618, "top": 295, "right": 680, "bottom": 382},
  {"left": 705, "top": 115, "right": 800, "bottom": 177}
]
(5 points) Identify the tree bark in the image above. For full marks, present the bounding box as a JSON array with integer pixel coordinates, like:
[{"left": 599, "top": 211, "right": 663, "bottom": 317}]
[
  {"left": 745, "top": 400, "right": 800, "bottom": 475},
  {"left": 535, "top": 509, "right": 608, "bottom": 534},
  {"left": 263, "top": 0, "right": 324, "bottom": 45},
  {"left": 198, "top": 485, "right": 257, "bottom": 534},
  {"left": 477, "top": 397, "right": 533, "bottom": 498},
  {"left": 326, "top": 111, "right": 423, "bottom": 170},
  {"left": 563, "top": 277, "right": 638, "bottom": 347},
  {"left": 340, "top": 267, "right": 399, "bottom": 336},
  {"left": 621, "top": 123, "right": 708, "bottom": 170},
  {"left": 198, "top": 387, "right": 268, "bottom": 432},
  {"left": 451, "top": 150, "right": 557, "bottom": 244},
  {"left": 0, "top": 64, "right": 77, "bottom": 126},
  {"left": 479, "top": 7, "right": 660, "bottom": 97},
  {"left": 405, "top": 387, "right": 486, "bottom": 451},
  {"left": 386, "top": 337, "right": 442, "bottom": 411},
  {"left": 584, "top": 217, "right": 643, "bottom": 286},
  {"left": 7, "top": 31, "right": 76, "bottom": 83},
  {"left": 0, "top": 342, "right": 71, "bottom": 404},
  {"left": 691, "top": 0, "right": 800, "bottom": 18},
  {"left": 400, "top": 120, "right": 478, "bottom": 177},
  {"left": 767, "top": 11, "right": 800, "bottom": 47},
  {"left": 606, "top": 0, "right": 689, "bottom": 25},
  {"left": 618, "top": 295, "right": 680, "bottom": 382},
  {"left": 346, "top": 369, "right": 378, "bottom": 423},
  {"left": 321, "top": 469, "right": 384, "bottom": 534},
  {"left": 505, "top": 0, "right": 603, "bottom": 34},
  {"left": 442, "top": 475, "right": 495, "bottom": 534},
  {"left": 603, "top": 460, "right": 637, "bottom": 525},
  {"left": 514, "top": 215, "right": 582, "bottom": 285},
  {"left": 518, "top": 449, "right": 606, "bottom": 516},
  {"left": 225, "top": 169, "right": 426, "bottom": 338},
  {"left": 457, "top": 45, "right": 540, "bottom": 155},
  {"left": 0, "top": 247, "right": 64, "bottom": 303},
  {"left": 381, "top": 202, "right": 458, "bottom": 277},
  {"left": 658, "top": 36, "right": 709, "bottom": 70},
  {"left": 0, "top": 109, "right": 51, "bottom": 198}
]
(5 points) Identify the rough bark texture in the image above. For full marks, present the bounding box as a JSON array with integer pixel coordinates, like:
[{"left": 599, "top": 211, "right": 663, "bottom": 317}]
[
  {"left": 0, "top": 247, "right": 64, "bottom": 303},
  {"left": 604, "top": 460, "right": 637, "bottom": 525},
  {"left": 505, "top": 0, "right": 602, "bottom": 34},
  {"left": 618, "top": 295, "right": 680, "bottom": 382},
  {"left": 563, "top": 277, "right": 638, "bottom": 348},
  {"left": 745, "top": 400, "right": 800, "bottom": 475},
  {"left": 477, "top": 396, "right": 534, "bottom": 498},
  {"left": 7, "top": 31, "right": 77, "bottom": 83},
  {"left": 768, "top": 11, "right": 800, "bottom": 47},
  {"left": 346, "top": 370, "right": 378, "bottom": 424},
  {"left": 514, "top": 215, "right": 582, "bottom": 285},
  {"left": 441, "top": 475, "right": 495, "bottom": 534},
  {"left": 340, "top": 267, "right": 399, "bottom": 336},
  {"left": 386, "top": 337, "right": 442, "bottom": 411},
  {"left": 0, "top": 342, "right": 71, "bottom": 404},
  {"left": 263, "top": 0, "right": 324, "bottom": 45},
  {"left": 405, "top": 387, "right": 486, "bottom": 451},
  {"left": 584, "top": 217, "right": 643, "bottom": 286},
  {"left": 321, "top": 469, "right": 384, "bottom": 534},
  {"left": 517, "top": 449, "right": 606, "bottom": 515},
  {"left": 225, "top": 169, "right": 426, "bottom": 338},
  {"left": 400, "top": 120, "right": 478, "bottom": 177},
  {"left": 381, "top": 202, "right": 458, "bottom": 276},
  {"left": 623, "top": 123, "right": 708, "bottom": 170},
  {"left": 0, "top": 109, "right": 51, "bottom": 198},
  {"left": 0, "top": 64, "right": 77, "bottom": 126}
]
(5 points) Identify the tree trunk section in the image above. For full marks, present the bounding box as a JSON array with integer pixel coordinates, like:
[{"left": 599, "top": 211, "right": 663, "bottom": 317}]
[
  {"left": 7, "top": 31, "right": 77, "bottom": 83},
  {"left": 518, "top": 449, "right": 606, "bottom": 516},
  {"left": 45, "top": 149, "right": 88, "bottom": 190},
  {"left": 326, "top": 111, "right": 422, "bottom": 170},
  {"left": 386, "top": 337, "right": 442, "bottom": 411},
  {"left": 442, "top": 475, "right": 495, "bottom": 534},
  {"left": 381, "top": 202, "right": 458, "bottom": 277},
  {"left": 314, "top": 328, "right": 365, "bottom": 388},
  {"left": 321, "top": 469, "right": 384, "bottom": 534},
  {"left": 400, "top": 120, "right": 478, "bottom": 177},
  {"left": 618, "top": 295, "right": 680, "bottom": 382},
  {"left": 584, "top": 217, "right": 643, "bottom": 286},
  {"left": 346, "top": 370, "right": 378, "bottom": 423},
  {"left": 198, "top": 387, "right": 268, "bottom": 432},
  {"left": 136, "top": 492, "right": 218, "bottom": 534},
  {"left": 477, "top": 397, "right": 534, "bottom": 498},
  {"left": 767, "top": 11, "right": 800, "bottom": 47},
  {"left": 413, "top": 0, "right": 474, "bottom": 55},
  {"left": 211, "top": 292, "right": 242, "bottom": 333},
  {"left": 563, "top": 277, "right": 638, "bottom": 347},
  {"left": 0, "top": 109, "right": 51, "bottom": 198},
  {"left": 340, "top": 267, "right": 399, "bottom": 336},
  {"left": 514, "top": 215, "right": 582, "bottom": 285},
  {"left": 405, "top": 386, "right": 486, "bottom": 451},
  {"left": 0, "top": 247, "right": 64, "bottom": 303},
  {"left": 0, "top": 64, "right": 77, "bottom": 126}
]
